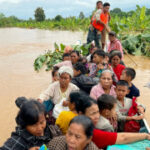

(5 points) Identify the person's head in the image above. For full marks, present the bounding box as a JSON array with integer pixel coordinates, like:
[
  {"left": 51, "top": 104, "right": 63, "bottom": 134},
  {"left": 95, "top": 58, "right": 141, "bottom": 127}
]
[
  {"left": 16, "top": 100, "right": 46, "bottom": 137},
  {"left": 70, "top": 50, "right": 80, "bottom": 64},
  {"left": 63, "top": 53, "right": 71, "bottom": 61},
  {"left": 96, "top": 1, "right": 103, "bottom": 9},
  {"left": 100, "top": 70, "right": 114, "bottom": 90},
  {"left": 58, "top": 66, "right": 73, "bottom": 88},
  {"left": 103, "top": 2, "right": 110, "bottom": 13},
  {"left": 104, "top": 52, "right": 110, "bottom": 64},
  {"left": 79, "top": 97, "right": 100, "bottom": 126},
  {"left": 66, "top": 115, "right": 94, "bottom": 150},
  {"left": 97, "top": 94, "right": 117, "bottom": 118},
  {"left": 73, "top": 62, "right": 86, "bottom": 77},
  {"left": 64, "top": 45, "right": 73, "bottom": 54},
  {"left": 52, "top": 66, "right": 59, "bottom": 82},
  {"left": 93, "top": 50, "right": 105, "bottom": 64},
  {"left": 110, "top": 50, "right": 122, "bottom": 67},
  {"left": 120, "top": 67, "right": 136, "bottom": 82},
  {"left": 69, "top": 91, "right": 87, "bottom": 113},
  {"left": 108, "top": 31, "right": 117, "bottom": 42},
  {"left": 116, "top": 80, "right": 129, "bottom": 100}
]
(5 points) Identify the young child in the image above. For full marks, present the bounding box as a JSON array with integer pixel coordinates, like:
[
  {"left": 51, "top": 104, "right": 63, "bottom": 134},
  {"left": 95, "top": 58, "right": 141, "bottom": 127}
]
[
  {"left": 52, "top": 66, "right": 59, "bottom": 82},
  {"left": 55, "top": 91, "right": 86, "bottom": 134},
  {"left": 115, "top": 80, "right": 144, "bottom": 132},
  {"left": 110, "top": 50, "right": 125, "bottom": 81},
  {"left": 120, "top": 67, "right": 140, "bottom": 99},
  {"left": 96, "top": 94, "right": 117, "bottom": 132},
  {"left": 0, "top": 98, "right": 61, "bottom": 150}
]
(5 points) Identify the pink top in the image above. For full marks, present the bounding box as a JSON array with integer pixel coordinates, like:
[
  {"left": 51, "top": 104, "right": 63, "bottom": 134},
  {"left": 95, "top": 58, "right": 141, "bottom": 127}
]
[
  {"left": 107, "top": 39, "right": 124, "bottom": 58},
  {"left": 90, "top": 83, "right": 116, "bottom": 100},
  {"left": 54, "top": 60, "right": 72, "bottom": 68}
]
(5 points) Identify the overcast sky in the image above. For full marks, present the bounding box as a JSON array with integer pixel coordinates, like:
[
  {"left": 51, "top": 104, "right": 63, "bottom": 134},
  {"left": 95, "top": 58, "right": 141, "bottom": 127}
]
[{"left": 0, "top": 0, "right": 149, "bottom": 19}]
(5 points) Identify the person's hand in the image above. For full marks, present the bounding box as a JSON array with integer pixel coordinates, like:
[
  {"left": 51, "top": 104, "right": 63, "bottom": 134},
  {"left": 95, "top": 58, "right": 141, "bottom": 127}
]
[
  {"left": 97, "top": 63, "right": 104, "bottom": 71},
  {"left": 111, "top": 111, "right": 118, "bottom": 121},
  {"left": 137, "top": 106, "right": 145, "bottom": 114},
  {"left": 37, "top": 99, "right": 43, "bottom": 103},
  {"left": 62, "top": 100, "right": 69, "bottom": 107},
  {"left": 29, "top": 147, "right": 40, "bottom": 150},
  {"left": 132, "top": 115, "right": 144, "bottom": 121},
  {"left": 146, "top": 133, "right": 150, "bottom": 140}
]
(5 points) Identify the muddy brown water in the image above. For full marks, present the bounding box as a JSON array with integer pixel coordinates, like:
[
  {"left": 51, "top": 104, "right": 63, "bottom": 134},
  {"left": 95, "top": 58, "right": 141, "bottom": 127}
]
[{"left": 0, "top": 28, "right": 150, "bottom": 145}]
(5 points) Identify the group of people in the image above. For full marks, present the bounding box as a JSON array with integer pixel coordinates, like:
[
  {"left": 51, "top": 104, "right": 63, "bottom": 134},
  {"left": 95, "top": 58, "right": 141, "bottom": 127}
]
[{"left": 1, "top": 1, "right": 150, "bottom": 150}]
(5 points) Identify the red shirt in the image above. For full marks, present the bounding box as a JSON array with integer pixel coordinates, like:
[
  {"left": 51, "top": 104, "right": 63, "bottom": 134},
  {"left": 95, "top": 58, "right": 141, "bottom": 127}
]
[
  {"left": 113, "top": 64, "right": 125, "bottom": 80},
  {"left": 92, "top": 129, "right": 117, "bottom": 149}
]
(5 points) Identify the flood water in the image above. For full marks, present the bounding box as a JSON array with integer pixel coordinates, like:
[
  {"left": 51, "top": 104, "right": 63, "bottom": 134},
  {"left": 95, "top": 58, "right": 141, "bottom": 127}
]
[{"left": 0, "top": 28, "right": 150, "bottom": 145}]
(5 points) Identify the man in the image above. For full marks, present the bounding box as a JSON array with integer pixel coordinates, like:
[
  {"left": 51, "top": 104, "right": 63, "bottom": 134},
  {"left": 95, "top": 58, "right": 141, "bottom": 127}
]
[{"left": 87, "top": 1, "right": 103, "bottom": 48}]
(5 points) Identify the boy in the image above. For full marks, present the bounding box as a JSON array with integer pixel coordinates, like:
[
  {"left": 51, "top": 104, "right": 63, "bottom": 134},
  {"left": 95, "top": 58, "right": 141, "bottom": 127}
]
[
  {"left": 116, "top": 80, "right": 144, "bottom": 132},
  {"left": 96, "top": 94, "right": 117, "bottom": 132},
  {"left": 120, "top": 67, "right": 140, "bottom": 99}
]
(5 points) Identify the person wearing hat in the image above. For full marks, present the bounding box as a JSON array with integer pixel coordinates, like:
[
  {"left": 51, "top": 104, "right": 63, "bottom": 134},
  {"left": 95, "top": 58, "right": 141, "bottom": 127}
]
[{"left": 107, "top": 31, "right": 124, "bottom": 59}]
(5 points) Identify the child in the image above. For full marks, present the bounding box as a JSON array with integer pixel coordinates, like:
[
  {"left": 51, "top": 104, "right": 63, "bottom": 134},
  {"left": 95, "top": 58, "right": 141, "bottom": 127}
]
[
  {"left": 55, "top": 91, "right": 86, "bottom": 134},
  {"left": 110, "top": 50, "right": 125, "bottom": 81},
  {"left": 115, "top": 80, "right": 144, "bottom": 132},
  {"left": 0, "top": 98, "right": 61, "bottom": 150},
  {"left": 52, "top": 66, "right": 59, "bottom": 82},
  {"left": 96, "top": 94, "right": 117, "bottom": 132},
  {"left": 120, "top": 67, "right": 140, "bottom": 99}
]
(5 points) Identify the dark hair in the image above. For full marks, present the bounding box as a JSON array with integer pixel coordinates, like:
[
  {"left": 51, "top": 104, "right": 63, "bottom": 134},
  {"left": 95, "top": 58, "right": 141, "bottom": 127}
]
[
  {"left": 97, "top": 94, "right": 117, "bottom": 112},
  {"left": 96, "top": 1, "right": 103, "bottom": 5},
  {"left": 16, "top": 100, "right": 45, "bottom": 128},
  {"left": 93, "top": 50, "right": 106, "bottom": 58},
  {"left": 69, "top": 91, "right": 88, "bottom": 113},
  {"left": 109, "top": 50, "right": 122, "bottom": 62},
  {"left": 124, "top": 67, "right": 136, "bottom": 80},
  {"left": 52, "top": 66, "right": 59, "bottom": 77},
  {"left": 71, "top": 50, "right": 80, "bottom": 57},
  {"left": 103, "top": 2, "right": 110, "bottom": 7},
  {"left": 116, "top": 80, "right": 129, "bottom": 89},
  {"left": 109, "top": 31, "right": 116, "bottom": 37},
  {"left": 62, "top": 53, "right": 70, "bottom": 60},
  {"left": 73, "top": 62, "right": 86, "bottom": 74},
  {"left": 69, "top": 115, "right": 94, "bottom": 139},
  {"left": 15, "top": 97, "right": 28, "bottom": 108}
]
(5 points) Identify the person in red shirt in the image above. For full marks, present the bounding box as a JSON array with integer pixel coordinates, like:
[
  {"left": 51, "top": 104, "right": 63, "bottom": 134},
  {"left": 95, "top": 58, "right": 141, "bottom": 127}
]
[
  {"left": 80, "top": 95, "right": 150, "bottom": 149},
  {"left": 110, "top": 50, "right": 125, "bottom": 81}
]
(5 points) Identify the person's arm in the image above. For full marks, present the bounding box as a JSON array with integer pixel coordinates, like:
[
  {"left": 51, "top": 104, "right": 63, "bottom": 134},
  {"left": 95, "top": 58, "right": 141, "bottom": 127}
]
[
  {"left": 116, "top": 133, "right": 150, "bottom": 144},
  {"left": 90, "top": 87, "right": 97, "bottom": 100}
]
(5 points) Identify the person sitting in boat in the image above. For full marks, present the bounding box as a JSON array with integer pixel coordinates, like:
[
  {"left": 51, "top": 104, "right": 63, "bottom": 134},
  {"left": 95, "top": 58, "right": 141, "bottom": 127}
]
[
  {"left": 72, "top": 62, "right": 97, "bottom": 94},
  {"left": 48, "top": 115, "right": 99, "bottom": 150},
  {"left": 107, "top": 31, "right": 124, "bottom": 59},
  {"left": 0, "top": 98, "right": 62, "bottom": 150},
  {"left": 116, "top": 80, "right": 145, "bottom": 132},
  {"left": 51, "top": 66, "right": 59, "bottom": 82},
  {"left": 109, "top": 50, "right": 125, "bottom": 81},
  {"left": 120, "top": 67, "right": 140, "bottom": 99},
  {"left": 90, "top": 69, "right": 116, "bottom": 100}
]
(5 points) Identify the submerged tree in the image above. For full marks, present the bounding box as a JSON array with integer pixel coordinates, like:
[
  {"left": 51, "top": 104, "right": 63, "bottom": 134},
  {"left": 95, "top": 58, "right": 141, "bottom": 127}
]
[{"left": 34, "top": 7, "right": 45, "bottom": 22}]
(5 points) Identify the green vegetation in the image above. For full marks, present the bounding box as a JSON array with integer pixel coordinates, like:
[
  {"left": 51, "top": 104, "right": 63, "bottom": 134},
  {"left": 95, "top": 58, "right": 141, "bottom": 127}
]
[{"left": 0, "top": 5, "right": 150, "bottom": 57}]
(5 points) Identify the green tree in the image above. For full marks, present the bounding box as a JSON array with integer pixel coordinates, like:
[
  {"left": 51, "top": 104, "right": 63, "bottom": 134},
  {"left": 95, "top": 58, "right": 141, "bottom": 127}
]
[
  {"left": 0, "top": 13, "right": 5, "bottom": 19},
  {"left": 34, "top": 7, "right": 45, "bottom": 22},
  {"left": 79, "top": 11, "right": 85, "bottom": 19},
  {"left": 54, "top": 15, "right": 63, "bottom": 21}
]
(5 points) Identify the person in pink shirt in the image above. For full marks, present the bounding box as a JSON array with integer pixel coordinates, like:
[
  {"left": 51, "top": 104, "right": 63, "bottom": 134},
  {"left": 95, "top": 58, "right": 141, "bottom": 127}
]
[
  {"left": 90, "top": 69, "right": 116, "bottom": 100},
  {"left": 107, "top": 31, "right": 124, "bottom": 59}
]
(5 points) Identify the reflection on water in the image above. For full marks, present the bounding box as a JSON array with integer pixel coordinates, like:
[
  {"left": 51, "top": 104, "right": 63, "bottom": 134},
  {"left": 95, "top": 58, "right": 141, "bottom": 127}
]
[{"left": 0, "top": 28, "right": 150, "bottom": 145}]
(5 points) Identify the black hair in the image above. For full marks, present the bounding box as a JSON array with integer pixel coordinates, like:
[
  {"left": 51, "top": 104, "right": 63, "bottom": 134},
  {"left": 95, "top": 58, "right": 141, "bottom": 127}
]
[
  {"left": 103, "top": 2, "right": 110, "bottom": 7},
  {"left": 62, "top": 53, "right": 70, "bottom": 60},
  {"left": 15, "top": 97, "right": 28, "bottom": 108},
  {"left": 109, "top": 50, "right": 122, "bottom": 62},
  {"left": 109, "top": 31, "right": 116, "bottom": 37},
  {"left": 96, "top": 1, "right": 103, "bottom": 5},
  {"left": 93, "top": 50, "right": 106, "bottom": 58},
  {"left": 73, "top": 62, "right": 86, "bottom": 74},
  {"left": 16, "top": 100, "right": 46, "bottom": 128},
  {"left": 52, "top": 66, "right": 59, "bottom": 77},
  {"left": 69, "top": 115, "right": 94, "bottom": 139},
  {"left": 69, "top": 91, "right": 88, "bottom": 113},
  {"left": 71, "top": 50, "right": 80, "bottom": 57},
  {"left": 116, "top": 80, "right": 129, "bottom": 89},
  {"left": 97, "top": 94, "right": 117, "bottom": 112},
  {"left": 124, "top": 67, "right": 136, "bottom": 80}
]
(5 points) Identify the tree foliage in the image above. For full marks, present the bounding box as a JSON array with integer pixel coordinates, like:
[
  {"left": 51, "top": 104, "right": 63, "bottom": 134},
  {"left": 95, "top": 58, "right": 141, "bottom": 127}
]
[
  {"left": 34, "top": 7, "right": 45, "bottom": 22},
  {"left": 79, "top": 11, "right": 85, "bottom": 19}
]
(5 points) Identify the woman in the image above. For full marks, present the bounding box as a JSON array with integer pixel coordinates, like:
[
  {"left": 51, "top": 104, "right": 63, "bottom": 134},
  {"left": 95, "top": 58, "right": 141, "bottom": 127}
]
[
  {"left": 70, "top": 50, "right": 81, "bottom": 65},
  {"left": 38, "top": 66, "right": 79, "bottom": 105},
  {"left": 90, "top": 69, "right": 116, "bottom": 100},
  {"left": 0, "top": 98, "right": 61, "bottom": 150},
  {"left": 79, "top": 96, "right": 150, "bottom": 149},
  {"left": 48, "top": 115, "right": 99, "bottom": 150}
]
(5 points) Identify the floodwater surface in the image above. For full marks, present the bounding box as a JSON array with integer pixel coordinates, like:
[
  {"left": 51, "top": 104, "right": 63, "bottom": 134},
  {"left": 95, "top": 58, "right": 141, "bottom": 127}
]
[{"left": 0, "top": 28, "right": 150, "bottom": 145}]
